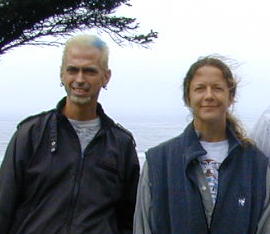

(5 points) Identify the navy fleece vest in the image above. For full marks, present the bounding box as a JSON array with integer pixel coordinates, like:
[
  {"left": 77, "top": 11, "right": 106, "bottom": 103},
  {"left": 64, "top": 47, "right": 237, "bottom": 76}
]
[{"left": 146, "top": 123, "right": 268, "bottom": 234}]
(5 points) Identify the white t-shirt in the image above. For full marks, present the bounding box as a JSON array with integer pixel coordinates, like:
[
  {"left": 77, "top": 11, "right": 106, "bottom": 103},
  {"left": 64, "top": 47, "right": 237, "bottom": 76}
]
[
  {"left": 198, "top": 140, "right": 229, "bottom": 204},
  {"left": 199, "top": 140, "right": 229, "bottom": 164},
  {"left": 68, "top": 117, "right": 101, "bottom": 154}
]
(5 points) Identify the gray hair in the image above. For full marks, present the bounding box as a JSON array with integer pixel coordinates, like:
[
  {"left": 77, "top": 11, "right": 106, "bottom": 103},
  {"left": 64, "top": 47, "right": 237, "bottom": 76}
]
[{"left": 60, "top": 34, "right": 109, "bottom": 76}]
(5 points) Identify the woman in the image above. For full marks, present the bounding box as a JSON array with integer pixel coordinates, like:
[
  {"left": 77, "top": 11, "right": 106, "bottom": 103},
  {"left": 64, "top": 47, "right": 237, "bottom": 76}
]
[{"left": 134, "top": 57, "right": 270, "bottom": 234}]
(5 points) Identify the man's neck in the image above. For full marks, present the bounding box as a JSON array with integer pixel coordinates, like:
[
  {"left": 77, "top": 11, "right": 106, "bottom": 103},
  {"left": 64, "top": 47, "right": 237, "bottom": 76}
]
[{"left": 63, "top": 98, "right": 98, "bottom": 121}]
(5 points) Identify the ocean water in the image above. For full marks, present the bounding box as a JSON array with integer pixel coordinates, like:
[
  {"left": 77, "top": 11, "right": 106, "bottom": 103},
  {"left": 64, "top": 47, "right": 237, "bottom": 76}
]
[
  {"left": 0, "top": 110, "right": 258, "bottom": 168},
  {"left": 0, "top": 113, "right": 188, "bottom": 167}
]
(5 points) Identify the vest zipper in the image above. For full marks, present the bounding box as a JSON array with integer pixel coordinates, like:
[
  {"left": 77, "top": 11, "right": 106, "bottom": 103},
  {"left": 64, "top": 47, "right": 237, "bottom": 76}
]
[
  {"left": 197, "top": 185, "right": 211, "bottom": 232},
  {"left": 187, "top": 161, "right": 210, "bottom": 232},
  {"left": 209, "top": 164, "right": 225, "bottom": 231}
]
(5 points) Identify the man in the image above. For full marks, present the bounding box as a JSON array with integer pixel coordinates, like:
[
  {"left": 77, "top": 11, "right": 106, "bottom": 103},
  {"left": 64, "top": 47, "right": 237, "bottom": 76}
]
[
  {"left": 251, "top": 107, "right": 270, "bottom": 158},
  {"left": 0, "top": 35, "right": 140, "bottom": 234}
]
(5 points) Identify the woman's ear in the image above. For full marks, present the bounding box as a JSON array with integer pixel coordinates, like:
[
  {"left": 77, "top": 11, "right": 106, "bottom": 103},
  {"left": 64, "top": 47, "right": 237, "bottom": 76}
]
[
  {"left": 185, "top": 96, "right": 190, "bottom": 107},
  {"left": 228, "top": 93, "right": 235, "bottom": 107}
]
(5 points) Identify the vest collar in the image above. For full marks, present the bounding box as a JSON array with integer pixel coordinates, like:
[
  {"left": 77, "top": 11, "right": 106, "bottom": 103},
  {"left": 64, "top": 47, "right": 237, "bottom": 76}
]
[{"left": 182, "top": 122, "right": 242, "bottom": 166}]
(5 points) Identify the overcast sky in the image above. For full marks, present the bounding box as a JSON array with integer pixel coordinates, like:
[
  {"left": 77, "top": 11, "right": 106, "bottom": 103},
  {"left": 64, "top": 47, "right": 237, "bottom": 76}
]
[{"left": 0, "top": 0, "right": 270, "bottom": 129}]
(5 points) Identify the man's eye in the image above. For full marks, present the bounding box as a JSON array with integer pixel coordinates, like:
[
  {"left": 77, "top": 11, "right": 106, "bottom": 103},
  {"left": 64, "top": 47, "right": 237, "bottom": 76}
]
[
  {"left": 83, "top": 68, "right": 98, "bottom": 74},
  {"left": 66, "top": 67, "right": 78, "bottom": 73}
]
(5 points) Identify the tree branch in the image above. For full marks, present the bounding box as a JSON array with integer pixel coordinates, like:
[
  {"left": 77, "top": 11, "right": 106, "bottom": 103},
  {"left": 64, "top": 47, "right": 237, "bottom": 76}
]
[{"left": 0, "top": 0, "right": 158, "bottom": 55}]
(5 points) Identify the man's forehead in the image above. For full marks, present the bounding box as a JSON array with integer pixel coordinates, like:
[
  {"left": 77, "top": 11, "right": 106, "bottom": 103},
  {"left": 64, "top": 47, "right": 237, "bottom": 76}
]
[
  {"left": 65, "top": 45, "right": 102, "bottom": 62},
  {"left": 66, "top": 64, "right": 99, "bottom": 69},
  {"left": 67, "top": 44, "right": 100, "bottom": 55}
]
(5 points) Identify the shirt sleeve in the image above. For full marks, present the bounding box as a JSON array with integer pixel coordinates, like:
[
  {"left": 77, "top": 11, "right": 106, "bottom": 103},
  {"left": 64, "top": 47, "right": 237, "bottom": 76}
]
[
  {"left": 133, "top": 159, "right": 153, "bottom": 234},
  {"left": 251, "top": 109, "right": 270, "bottom": 158},
  {"left": 256, "top": 164, "right": 270, "bottom": 234}
]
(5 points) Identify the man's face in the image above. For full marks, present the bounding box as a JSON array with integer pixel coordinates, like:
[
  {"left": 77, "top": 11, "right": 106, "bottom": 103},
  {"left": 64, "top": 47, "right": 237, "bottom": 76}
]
[{"left": 61, "top": 45, "right": 110, "bottom": 105}]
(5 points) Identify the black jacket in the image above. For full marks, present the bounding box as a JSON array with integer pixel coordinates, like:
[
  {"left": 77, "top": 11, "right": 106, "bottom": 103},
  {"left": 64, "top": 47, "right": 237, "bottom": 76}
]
[
  {"left": 0, "top": 98, "right": 140, "bottom": 234},
  {"left": 147, "top": 123, "right": 268, "bottom": 234}
]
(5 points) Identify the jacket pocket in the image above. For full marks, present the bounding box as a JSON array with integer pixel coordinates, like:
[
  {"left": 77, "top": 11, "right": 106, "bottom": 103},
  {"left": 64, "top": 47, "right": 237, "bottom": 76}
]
[{"left": 97, "top": 158, "right": 118, "bottom": 175}]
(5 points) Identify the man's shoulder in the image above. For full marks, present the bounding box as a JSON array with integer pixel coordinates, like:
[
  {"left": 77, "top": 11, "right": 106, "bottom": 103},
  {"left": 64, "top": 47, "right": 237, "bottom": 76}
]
[
  {"left": 113, "top": 122, "right": 133, "bottom": 136},
  {"left": 111, "top": 122, "right": 136, "bottom": 145},
  {"left": 17, "top": 109, "right": 55, "bottom": 130},
  {"left": 258, "top": 107, "right": 270, "bottom": 122}
]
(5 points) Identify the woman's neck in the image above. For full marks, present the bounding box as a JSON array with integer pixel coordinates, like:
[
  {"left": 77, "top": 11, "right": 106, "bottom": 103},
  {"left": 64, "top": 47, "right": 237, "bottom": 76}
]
[{"left": 194, "top": 119, "right": 227, "bottom": 142}]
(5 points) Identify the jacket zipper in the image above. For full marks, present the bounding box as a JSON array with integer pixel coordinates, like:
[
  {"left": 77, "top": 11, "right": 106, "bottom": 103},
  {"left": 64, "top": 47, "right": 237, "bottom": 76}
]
[
  {"left": 66, "top": 129, "right": 103, "bottom": 233},
  {"left": 67, "top": 154, "right": 85, "bottom": 233}
]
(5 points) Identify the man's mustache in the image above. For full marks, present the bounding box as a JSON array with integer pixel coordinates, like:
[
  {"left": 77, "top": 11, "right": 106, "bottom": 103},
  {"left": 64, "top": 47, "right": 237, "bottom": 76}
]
[{"left": 71, "top": 82, "right": 91, "bottom": 89}]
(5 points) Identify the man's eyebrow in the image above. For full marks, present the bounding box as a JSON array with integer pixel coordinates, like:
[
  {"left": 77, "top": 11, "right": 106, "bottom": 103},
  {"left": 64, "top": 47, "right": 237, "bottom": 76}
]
[
  {"left": 65, "top": 66, "right": 99, "bottom": 73},
  {"left": 82, "top": 67, "right": 98, "bottom": 72},
  {"left": 66, "top": 65, "right": 78, "bottom": 70}
]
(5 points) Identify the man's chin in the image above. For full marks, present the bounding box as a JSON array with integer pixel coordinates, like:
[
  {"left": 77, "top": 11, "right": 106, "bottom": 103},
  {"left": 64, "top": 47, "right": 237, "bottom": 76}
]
[{"left": 70, "top": 95, "right": 92, "bottom": 105}]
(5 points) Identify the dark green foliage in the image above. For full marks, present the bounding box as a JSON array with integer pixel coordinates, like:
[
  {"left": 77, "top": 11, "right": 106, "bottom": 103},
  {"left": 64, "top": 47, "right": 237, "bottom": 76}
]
[{"left": 0, "top": 0, "right": 158, "bottom": 54}]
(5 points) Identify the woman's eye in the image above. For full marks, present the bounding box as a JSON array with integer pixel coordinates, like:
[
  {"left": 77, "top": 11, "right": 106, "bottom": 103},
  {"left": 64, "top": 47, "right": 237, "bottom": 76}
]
[
  {"left": 195, "top": 87, "right": 204, "bottom": 91},
  {"left": 214, "top": 87, "right": 223, "bottom": 91}
]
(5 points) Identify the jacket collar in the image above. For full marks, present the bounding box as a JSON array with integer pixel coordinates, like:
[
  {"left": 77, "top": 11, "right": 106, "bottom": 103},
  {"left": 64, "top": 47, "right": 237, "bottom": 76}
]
[
  {"left": 48, "top": 97, "right": 115, "bottom": 153},
  {"left": 55, "top": 97, "right": 115, "bottom": 129}
]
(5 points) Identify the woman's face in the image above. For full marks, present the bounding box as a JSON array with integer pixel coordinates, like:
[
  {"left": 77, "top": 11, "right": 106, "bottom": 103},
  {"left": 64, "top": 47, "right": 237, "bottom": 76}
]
[{"left": 188, "top": 65, "right": 233, "bottom": 127}]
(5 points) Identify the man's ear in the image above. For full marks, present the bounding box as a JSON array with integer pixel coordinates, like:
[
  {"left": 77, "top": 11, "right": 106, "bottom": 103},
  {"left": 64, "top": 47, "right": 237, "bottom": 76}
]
[
  {"left": 60, "top": 75, "right": 64, "bottom": 86},
  {"left": 103, "top": 69, "right": 111, "bottom": 87}
]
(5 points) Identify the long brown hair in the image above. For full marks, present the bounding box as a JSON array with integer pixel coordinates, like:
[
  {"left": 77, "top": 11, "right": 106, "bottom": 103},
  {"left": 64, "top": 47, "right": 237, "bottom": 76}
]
[{"left": 183, "top": 56, "right": 251, "bottom": 145}]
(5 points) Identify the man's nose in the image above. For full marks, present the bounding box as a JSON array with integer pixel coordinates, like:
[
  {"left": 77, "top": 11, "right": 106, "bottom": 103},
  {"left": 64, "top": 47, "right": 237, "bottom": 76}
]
[{"left": 75, "top": 70, "right": 85, "bottom": 83}]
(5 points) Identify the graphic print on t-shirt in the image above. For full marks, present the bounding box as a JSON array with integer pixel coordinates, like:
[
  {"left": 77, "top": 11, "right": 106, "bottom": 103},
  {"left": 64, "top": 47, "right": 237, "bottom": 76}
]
[{"left": 200, "top": 159, "right": 221, "bottom": 204}]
